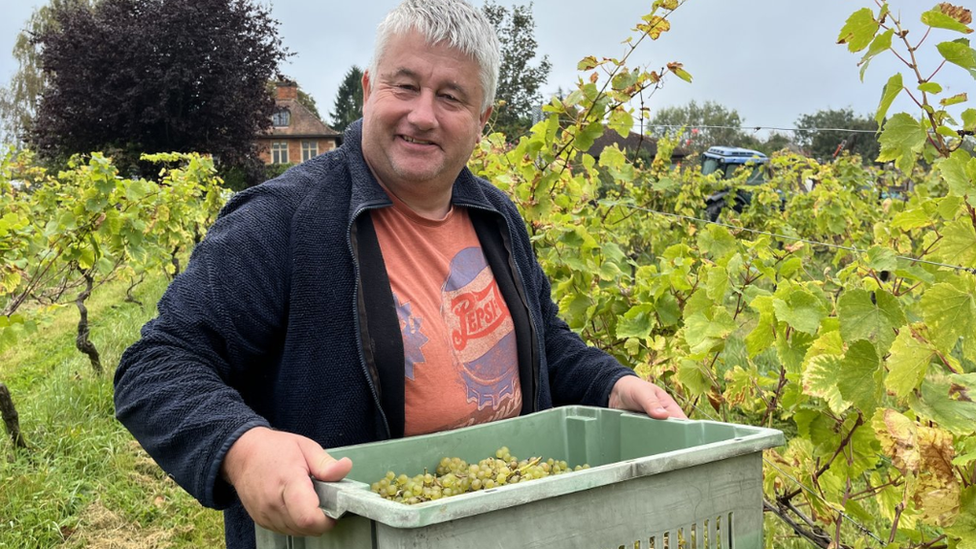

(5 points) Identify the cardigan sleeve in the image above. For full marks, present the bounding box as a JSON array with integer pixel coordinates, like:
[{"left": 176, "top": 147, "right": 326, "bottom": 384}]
[{"left": 113, "top": 183, "right": 298, "bottom": 510}]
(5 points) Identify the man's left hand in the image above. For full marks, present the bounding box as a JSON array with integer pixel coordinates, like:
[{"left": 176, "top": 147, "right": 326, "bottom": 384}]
[{"left": 609, "top": 375, "right": 687, "bottom": 420}]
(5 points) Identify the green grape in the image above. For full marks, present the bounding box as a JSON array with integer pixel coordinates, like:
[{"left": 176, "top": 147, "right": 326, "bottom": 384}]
[{"left": 369, "top": 447, "right": 589, "bottom": 504}]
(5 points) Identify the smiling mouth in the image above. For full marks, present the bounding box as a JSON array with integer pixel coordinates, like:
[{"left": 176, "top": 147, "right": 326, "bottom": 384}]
[{"left": 401, "top": 135, "right": 435, "bottom": 146}]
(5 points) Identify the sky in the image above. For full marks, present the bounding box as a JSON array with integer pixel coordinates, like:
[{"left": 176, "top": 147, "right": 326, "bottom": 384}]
[{"left": 0, "top": 0, "right": 971, "bottom": 140}]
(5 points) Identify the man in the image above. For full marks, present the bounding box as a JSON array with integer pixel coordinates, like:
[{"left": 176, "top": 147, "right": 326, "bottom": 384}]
[{"left": 113, "top": 1, "right": 685, "bottom": 548}]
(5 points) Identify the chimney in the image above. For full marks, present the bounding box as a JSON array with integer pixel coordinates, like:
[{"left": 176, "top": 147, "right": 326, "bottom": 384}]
[{"left": 276, "top": 81, "right": 298, "bottom": 100}]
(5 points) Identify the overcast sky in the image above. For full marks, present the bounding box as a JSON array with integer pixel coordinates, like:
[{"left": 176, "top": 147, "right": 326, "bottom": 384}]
[{"left": 0, "top": 0, "right": 970, "bottom": 139}]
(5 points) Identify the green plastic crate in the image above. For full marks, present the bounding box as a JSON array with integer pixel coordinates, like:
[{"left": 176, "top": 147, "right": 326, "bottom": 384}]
[{"left": 256, "top": 406, "right": 784, "bottom": 549}]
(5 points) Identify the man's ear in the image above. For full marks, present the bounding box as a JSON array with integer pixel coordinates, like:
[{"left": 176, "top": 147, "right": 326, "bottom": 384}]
[
  {"left": 479, "top": 106, "right": 493, "bottom": 128},
  {"left": 361, "top": 71, "right": 372, "bottom": 107}
]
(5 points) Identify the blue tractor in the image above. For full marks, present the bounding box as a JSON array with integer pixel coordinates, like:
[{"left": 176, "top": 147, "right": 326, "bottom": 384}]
[{"left": 700, "top": 146, "right": 770, "bottom": 221}]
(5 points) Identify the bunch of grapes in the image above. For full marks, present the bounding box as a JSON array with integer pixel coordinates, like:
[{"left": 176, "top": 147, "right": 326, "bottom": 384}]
[{"left": 369, "top": 446, "right": 589, "bottom": 504}]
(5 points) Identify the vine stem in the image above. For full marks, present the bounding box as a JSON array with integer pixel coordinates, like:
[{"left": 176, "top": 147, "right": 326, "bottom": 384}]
[
  {"left": 888, "top": 503, "right": 904, "bottom": 545},
  {"left": 762, "top": 364, "right": 788, "bottom": 427},
  {"left": 782, "top": 413, "right": 864, "bottom": 501}
]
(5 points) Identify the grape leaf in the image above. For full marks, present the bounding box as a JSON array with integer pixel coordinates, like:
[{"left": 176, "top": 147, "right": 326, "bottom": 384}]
[
  {"left": 876, "top": 73, "right": 904, "bottom": 127},
  {"left": 964, "top": 108, "right": 976, "bottom": 131},
  {"left": 914, "top": 424, "right": 960, "bottom": 527},
  {"left": 802, "top": 331, "right": 849, "bottom": 413},
  {"left": 937, "top": 39, "right": 976, "bottom": 78},
  {"left": 921, "top": 8, "right": 974, "bottom": 34},
  {"left": 705, "top": 266, "right": 729, "bottom": 302},
  {"left": 937, "top": 151, "right": 976, "bottom": 198},
  {"left": 891, "top": 205, "right": 934, "bottom": 230},
  {"left": 616, "top": 304, "right": 656, "bottom": 340},
  {"left": 933, "top": 218, "right": 976, "bottom": 269},
  {"left": 773, "top": 288, "right": 827, "bottom": 335},
  {"left": 920, "top": 280, "right": 976, "bottom": 360},
  {"left": 872, "top": 408, "right": 919, "bottom": 475},
  {"left": 745, "top": 309, "right": 776, "bottom": 358},
  {"left": 886, "top": 330, "right": 937, "bottom": 399},
  {"left": 836, "top": 340, "right": 883, "bottom": 413},
  {"left": 777, "top": 330, "right": 814, "bottom": 374},
  {"left": 838, "top": 8, "right": 880, "bottom": 52},
  {"left": 859, "top": 29, "right": 894, "bottom": 81},
  {"left": 697, "top": 224, "right": 737, "bottom": 259},
  {"left": 911, "top": 372, "right": 976, "bottom": 436},
  {"left": 865, "top": 246, "right": 898, "bottom": 273},
  {"left": 946, "top": 487, "right": 976, "bottom": 549},
  {"left": 838, "top": 289, "right": 905, "bottom": 353},
  {"left": 877, "top": 113, "right": 928, "bottom": 173},
  {"left": 684, "top": 308, "right": 736, "bottom": 357}
]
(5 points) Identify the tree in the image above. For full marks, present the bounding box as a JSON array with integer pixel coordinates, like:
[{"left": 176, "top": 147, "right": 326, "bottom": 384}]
[
  {"left": 298, "top": 89, "right": 322, "bottom": 121},
  {"left": 27, "top": 0, "right": 289, "bottom": 180},
  {"left": 482, "top": 1, "right": 551, "bottom": 140},
  {"left": 648, "top": 100, "right": 761, "bottom": 155},
  {"left": 0, "top": 0, "right": 98, "bottom": 147},
  {"left": 329, "top": 65, "right": 363, "bottom": 133},
  {"left": 756, "top": 131, "right": 794, "bottom": 155},
  {"left": 794, "top": 108, "right": 880, "bottom": 164}
]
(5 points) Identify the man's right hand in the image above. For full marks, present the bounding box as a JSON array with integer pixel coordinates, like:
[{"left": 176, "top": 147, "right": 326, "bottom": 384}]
[{"left": 221, "top": 427, "right": 353, "bottom": 537}]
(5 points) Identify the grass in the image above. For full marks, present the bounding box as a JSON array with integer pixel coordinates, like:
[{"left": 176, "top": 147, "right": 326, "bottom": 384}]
[{"left": 0, "top": 271, "right": 224, "bottom": 549}]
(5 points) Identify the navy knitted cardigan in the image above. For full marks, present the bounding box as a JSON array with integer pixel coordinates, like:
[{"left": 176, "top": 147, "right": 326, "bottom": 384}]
[{"left": 113, "top": 121, "right": 636, "bottom": 549}]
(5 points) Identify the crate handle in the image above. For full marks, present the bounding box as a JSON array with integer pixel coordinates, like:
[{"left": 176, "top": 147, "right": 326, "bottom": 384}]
[{"left": 313, "top": 479, "right": 362, "bottom": 520}]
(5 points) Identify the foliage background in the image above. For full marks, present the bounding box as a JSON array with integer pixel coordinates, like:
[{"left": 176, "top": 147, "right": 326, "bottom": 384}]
[{"left": 2, "top": 2, "right": 976, "bottom": 549}]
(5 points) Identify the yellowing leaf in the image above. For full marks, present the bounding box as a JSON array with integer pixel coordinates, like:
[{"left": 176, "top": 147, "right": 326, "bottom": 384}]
[
  {"left": 946, "top": 487, "right": 976, "bottom": 549},
  {"left": 639, "top": 15, "right": 671, "bottom": 40},
  {"left": 886, "top": 330, "right": 937, "bottom": 399},
  {"left": 872, "top": 408, "right": 919, "bottom": 475},
  {"left": 922, "top": 6, "right": 973, "bottom": 34},
  {"left": 914, "top": 424, "right": 960, "bottom": 527},
  {"left": 577, "top": 56, "right": 599, "bottom": 71},
  {"left": 934, "top": 218, "right": 976, "bottom": 269},
  {"left": 838, "top": 8, "right": 880, "bottom": 52},
  {"left": 921, "top": 279, "right": 976, "bottom": 360},
  {"left": 801, "top": 331, "right": 848, "bottom": 413}
]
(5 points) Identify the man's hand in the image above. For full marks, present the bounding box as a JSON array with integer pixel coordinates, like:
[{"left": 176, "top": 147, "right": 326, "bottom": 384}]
[
  {"left": 221, "top": 427, "right": 353, "bottom": 536},
  {"left": 609, "top": 375, "right": 687, "bottom": 420}
]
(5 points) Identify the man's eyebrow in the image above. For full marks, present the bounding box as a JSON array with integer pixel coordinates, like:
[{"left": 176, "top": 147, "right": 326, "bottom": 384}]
[
  {"left": 382, "top": 67, "right": 472, "bottom": 99},
  {"left": 383, "top": 67, "right": 420, "bottom": 81}
]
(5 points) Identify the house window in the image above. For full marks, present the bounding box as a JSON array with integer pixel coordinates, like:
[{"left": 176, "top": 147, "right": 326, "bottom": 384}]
[
  {"left": 272, "top": 108, "right": 291, "bottom": 127},
  {"left": 271, "top": 142, "right": 289, "bottom": 164},
  {"left": 302, "top": 141, "right": 318, "bottom": 162}
]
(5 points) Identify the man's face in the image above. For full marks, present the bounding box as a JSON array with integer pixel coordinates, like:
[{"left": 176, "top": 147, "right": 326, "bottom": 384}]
[{"left": 361, "top": 30, "right": 491, "bottom": 202}]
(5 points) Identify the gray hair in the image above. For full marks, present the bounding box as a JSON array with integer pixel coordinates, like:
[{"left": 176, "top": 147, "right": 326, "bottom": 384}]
[{"left": 369, "top": 0, "right": 500, "bottom": 113}]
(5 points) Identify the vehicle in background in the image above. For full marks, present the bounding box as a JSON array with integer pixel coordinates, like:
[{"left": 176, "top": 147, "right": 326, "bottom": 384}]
[{"left": 700, "top": 146, "right": 770, "bottom": 221}]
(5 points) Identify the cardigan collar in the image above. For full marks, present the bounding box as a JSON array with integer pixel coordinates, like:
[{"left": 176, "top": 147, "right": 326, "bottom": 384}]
[{"left": 341, "top": 119, "right": 498, "bottom": 218}]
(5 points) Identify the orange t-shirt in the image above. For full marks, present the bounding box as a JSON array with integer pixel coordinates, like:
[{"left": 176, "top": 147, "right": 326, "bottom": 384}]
[{"left": 372, "top": 195, "right": 522, "bottom": 436}]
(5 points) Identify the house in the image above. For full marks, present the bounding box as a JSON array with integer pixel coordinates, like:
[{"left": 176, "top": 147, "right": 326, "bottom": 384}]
[{"left": 257, "top": 81, "right": 341, "bottom": 165}]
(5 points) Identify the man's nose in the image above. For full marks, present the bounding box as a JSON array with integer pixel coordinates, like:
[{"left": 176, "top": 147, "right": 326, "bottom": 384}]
[{"left": 406, "top": 91, "right": 438, "bottom": 130}]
